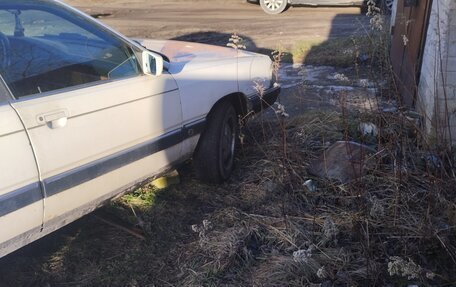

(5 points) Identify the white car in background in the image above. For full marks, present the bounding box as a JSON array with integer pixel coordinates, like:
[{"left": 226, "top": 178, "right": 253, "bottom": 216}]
[
  {"left": 0, "top": 0, "right": 279, "bottom": 258},
  {"left": 249, "top": 0, "right": 394, "bottom": 14}
]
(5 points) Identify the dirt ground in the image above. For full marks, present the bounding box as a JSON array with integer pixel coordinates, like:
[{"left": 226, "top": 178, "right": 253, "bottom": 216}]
[{"left": 64, "top": 0, "right": 370, "bottom": 52}]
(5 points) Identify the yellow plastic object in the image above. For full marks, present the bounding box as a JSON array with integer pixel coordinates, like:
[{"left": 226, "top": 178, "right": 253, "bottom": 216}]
[{"left": 151, "top": 170, "right": 180, "bottom": 189}]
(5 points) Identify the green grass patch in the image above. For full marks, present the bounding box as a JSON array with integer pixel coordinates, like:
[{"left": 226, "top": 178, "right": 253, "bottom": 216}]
[
  {"left": 118, "top": 184, "right": 157, "bottom": 209},
  {"left": 289, "top": 36, "right": 372, "bottom": 66}
]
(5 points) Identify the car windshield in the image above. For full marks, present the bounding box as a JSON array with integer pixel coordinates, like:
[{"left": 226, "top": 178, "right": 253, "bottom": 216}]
[{"left": 0, "top": 1, "right": 141, "bottom": 98}]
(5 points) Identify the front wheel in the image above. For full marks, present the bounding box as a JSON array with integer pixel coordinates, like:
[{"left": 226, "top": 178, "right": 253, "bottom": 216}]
[
  {"left": 260, "top": 0, "right": 288, "bottom": 14},
  {"left": 193, "top": 101, "right": 238, "bottom": 184}
]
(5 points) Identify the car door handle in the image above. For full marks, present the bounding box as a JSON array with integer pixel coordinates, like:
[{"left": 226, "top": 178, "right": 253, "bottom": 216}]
[{"left": 37, "top": 110, "right": 68, "bottom": 129}]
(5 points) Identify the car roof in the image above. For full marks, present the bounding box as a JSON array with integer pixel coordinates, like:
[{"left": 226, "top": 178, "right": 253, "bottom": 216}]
[
  {"left": 0, "top": 0, "right": 62, "bottom": 6},
  {"left": 0, "top": 0, "right": 56, "bottom": 3},
  {"left": 0, "top": 0, "right": 70, "bottom": 11}
]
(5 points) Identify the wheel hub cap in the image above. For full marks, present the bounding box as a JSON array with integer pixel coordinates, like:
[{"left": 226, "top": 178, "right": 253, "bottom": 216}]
[
  {"left": 264, "top": 0, "right": 284, "bottom": 11},
  {"left": 221, "top": 121, "right": 235, "bottom": 166}
]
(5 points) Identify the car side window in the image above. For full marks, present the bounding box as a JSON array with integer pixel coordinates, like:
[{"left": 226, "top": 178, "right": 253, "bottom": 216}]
[
  {"left": 0, "top": 11, "right": 14, "bottom": 35},
  {"left": 0, "top": 6, "right": 141, "bottom": 99}
]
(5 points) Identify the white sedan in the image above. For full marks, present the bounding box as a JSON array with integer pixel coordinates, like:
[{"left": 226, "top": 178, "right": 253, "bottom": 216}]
[
  {"left": 249, "top": 0, "right": 393, "bottom": 14},
  {"left": 0, "top": 0, "right": 279, "bottom": 258}
]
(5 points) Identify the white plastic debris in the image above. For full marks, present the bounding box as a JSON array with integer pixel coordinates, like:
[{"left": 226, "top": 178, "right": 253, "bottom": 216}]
[
  {"left": 359, "top": 122, "right": 378, "bottom": 137},
  {"left": 303, "top": 179, "right": 316, "bottom": 192}
]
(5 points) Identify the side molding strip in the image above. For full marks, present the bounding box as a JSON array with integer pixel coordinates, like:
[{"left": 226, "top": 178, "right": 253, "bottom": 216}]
[
  {"left": 0, "top": 183, "right": 42, "bottom": 217},
  {"left": 0, "top": 118, "right": 206, "bottom": 218},
  {"left": 44, "top": 129, "right": 183, "bottom": 197}
]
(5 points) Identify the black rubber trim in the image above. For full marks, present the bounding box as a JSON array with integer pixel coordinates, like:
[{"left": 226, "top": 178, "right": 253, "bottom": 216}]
[
  {"left": 44, "top": 129, "right": 183, "bottom": 197},
  {"left": 0, "top": 183, "right": 42, "bottom": 217},
  {"left": 0, "top": 118, "right": 206, "bottom": 217},
  {"left": 248, "top": 85, "right": 280, "bottom": 113}
]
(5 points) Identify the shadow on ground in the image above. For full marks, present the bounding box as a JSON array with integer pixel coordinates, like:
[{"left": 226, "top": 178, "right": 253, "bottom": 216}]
[{"left": 171, "top": 31, "right": 275, "bottom": 56}]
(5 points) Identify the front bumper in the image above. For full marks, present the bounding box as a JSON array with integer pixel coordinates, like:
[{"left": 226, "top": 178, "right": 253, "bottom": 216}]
[{"left": 247, "top": 84, "right": 281, "bottom": 113}]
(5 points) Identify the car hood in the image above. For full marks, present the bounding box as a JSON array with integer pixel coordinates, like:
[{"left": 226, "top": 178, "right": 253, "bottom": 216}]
[{"left": 135, "top": 39, "right": 257, "bottom": 73}]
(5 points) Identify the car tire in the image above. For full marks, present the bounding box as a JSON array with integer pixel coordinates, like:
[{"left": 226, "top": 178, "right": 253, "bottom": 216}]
[
  {"left": 193, "top": 101, "right": 238, "bottom": 184},
  {"left": 260, "top": 0, "right": 288, "bottom": 14}
]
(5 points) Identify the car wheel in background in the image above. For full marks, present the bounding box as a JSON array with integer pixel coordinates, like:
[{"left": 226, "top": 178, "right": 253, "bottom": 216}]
[
  {"left": 260, "top": 0, "right": 288, "bottom": 14},
  {"left": 193, "top": 101, "right": 238, "bottom": 183}
]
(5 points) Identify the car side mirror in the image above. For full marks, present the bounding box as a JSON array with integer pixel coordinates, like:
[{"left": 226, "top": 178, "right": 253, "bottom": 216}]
[{"left": 142, "top": 50, "right": 163, "bottom": 76}]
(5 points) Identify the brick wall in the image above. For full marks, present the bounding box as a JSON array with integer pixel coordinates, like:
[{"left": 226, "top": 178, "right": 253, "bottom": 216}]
[{"left": 417, "top": 0, "right": 456, "bottom": 144}]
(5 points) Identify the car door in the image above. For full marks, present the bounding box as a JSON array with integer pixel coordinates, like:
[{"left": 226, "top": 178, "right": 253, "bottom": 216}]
[
  {"left": 1, "top": 4, "right": 182, "bottom": 231},
  {"left": 0, "top": 78, "right": 44, "bottom": 258}
]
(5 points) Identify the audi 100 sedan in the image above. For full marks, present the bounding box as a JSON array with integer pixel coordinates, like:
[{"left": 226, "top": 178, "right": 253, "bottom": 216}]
[{"left": 0, "top": 0, "right": 279, "bottom": 258}]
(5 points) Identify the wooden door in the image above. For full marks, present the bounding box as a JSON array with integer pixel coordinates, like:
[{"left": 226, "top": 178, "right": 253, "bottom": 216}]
[{"left": 390, "top": 0, "right": 432, "bottom": 106}]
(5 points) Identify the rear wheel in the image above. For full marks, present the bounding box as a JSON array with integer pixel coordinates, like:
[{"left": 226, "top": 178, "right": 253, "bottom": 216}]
[
  {"left": 193, "top": 101, "right": 238, "bottom": 183},
  {"left": 260, "top": 0, "right": 288, "bottom": 14}
]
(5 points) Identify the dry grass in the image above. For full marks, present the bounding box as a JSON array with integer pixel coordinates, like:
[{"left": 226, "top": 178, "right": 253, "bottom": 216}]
[
  {"left": 1, "top": 109, "right": 455, "bottom": 287},
  {"left": 168, "top": 110, "right": 456, "bottom": 286},
  {"left": 289, "top": 36, "right": 373, "bottom": 66}
]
